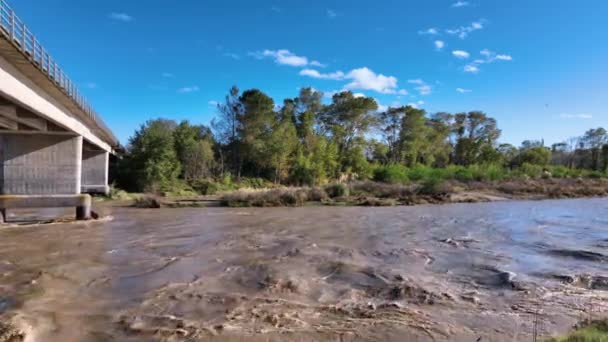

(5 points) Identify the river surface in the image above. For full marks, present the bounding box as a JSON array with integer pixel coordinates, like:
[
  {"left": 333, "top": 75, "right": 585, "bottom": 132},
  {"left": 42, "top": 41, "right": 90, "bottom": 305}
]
[{"left": 0, "top": 198, "right": 607, "bottom": 341}]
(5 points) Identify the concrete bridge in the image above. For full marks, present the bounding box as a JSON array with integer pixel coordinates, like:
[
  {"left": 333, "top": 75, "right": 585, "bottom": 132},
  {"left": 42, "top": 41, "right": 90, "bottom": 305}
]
[{"left": 0, "top": 1, "right": 119, "bottom": 222}]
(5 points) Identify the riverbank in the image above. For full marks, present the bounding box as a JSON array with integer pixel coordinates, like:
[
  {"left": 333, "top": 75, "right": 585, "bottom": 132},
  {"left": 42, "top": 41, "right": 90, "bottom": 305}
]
[{"left": 129, "top": 177, "right": 608, "bottom": 209}]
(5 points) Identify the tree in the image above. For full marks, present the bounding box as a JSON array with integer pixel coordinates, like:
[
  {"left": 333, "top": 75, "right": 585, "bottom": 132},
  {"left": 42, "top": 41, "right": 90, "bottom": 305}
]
[
  {"left": 123, "top": 119, "right": 181, "bottom": 192},
  {"left": 426, "top": 113, "right": 453, "bottom": 167},
  {"left": 173, "top": 121, "right": 215, "bottom": 180},
  {"left": 453, "top": 111, "right": 501, "bottom": 165},
  {"left": 399, "top": 106, "right": 427, "bottom": 167},
  {"left": 321, "top": 91, "right": 378, "bottom": 173},
  {"left": 212, "top": 86, "right": 242, "bottom": 176},
  {"left": 238, "top": 89, "right": 276, "bottom": 177},
  {"left": 378, "top": 107, "right": 405, "bottom": 163},
  {"left": 581, "top": 128, "right": 607, "bottom": 170},
  {"left": 267, "top": 110, "right": 298, "bottom": 183}
]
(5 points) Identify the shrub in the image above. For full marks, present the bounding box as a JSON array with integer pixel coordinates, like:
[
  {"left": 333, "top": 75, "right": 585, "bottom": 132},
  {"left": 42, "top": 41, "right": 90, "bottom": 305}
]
[
  {"left": 308, "top": 187, "right": 329, "bottom": 202},
  {"left": 418, "top": 174, "right": 446, "bottom": 195},
  {"left": 220, "top": 188, "right": 309, "bottom": 207},
  {"left": 407, "top": 165, "right": 435, "bottom": 182},
  {"left": 373, "top": 164, "right": 409, "bottom": 184},
  {"left": 134, "top": 195, "right": 162, "bottom": 208},
  {"left": 350, "top": 181, "right": 416, "bottom": 198},
  {"left": 108, "top": 186, "right": 133, "bottom": 200},
  {"left": 453, "top": 166, "right": 475, "bottom": 182},
  {"left": 516, "top": 163, "right": 543, "bottom": 179},
  {"left": 324, "top": 183, "right": 349, "bottom": 198},
  {"left": 239, "top": 177, "right": 269, "bottom": 189},
  {"left": 550, "top": 165, "right": 571, "bottom": 178}
]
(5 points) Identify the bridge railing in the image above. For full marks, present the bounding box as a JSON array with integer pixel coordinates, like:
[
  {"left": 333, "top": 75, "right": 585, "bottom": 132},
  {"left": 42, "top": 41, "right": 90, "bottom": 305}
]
[{"left": 0, "top": 0, "right": 118, "bottom": 147}]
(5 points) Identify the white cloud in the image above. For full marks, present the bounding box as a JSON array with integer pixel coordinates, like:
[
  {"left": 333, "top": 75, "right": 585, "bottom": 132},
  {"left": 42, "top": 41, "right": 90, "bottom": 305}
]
[
  {"left": 464, "top": 65, "right": 480, "bottom": 73},
  {"left": 408, "top": 79, "right": 425, "bottom": 85},
  {"left": 250, "top": 49, "right": 324, "bottom": 68},
  {"left": 310, "top": 60, "right": 326, "bottom": 67},
  {"left": 299, "top": 69, "right": 345, "bottom": 80},
  {"left": 560, "top": 113, "right": 593, "bottom": 119},
  {"left": 161, "top": 72, "right": 174, "bottom": 78},
  {"left": 109, "top": 13, "right": 133, "bottom": 22},
  {"left": 456, "top": 88, "right": 472, "bottom": 93},
  {"left": 446, "top": 20, "right": 484, "bottom": 39},
  {"left": 419, "top": 28, "right": 439, "bottom": 35},
  {"left": 452, "top": 1, "right": 470, "bottom": 7},
  {"left": 223, "top": 52, "right": 241, "bottom": 60},
  {"left": 452, "top": 50, "right": 470, "bottom": 59},
  {"left": 434, "top": 40, "right": 445, "bottom": 50},
  {"left": 177, "top": 86, "right": 200, "bottom": 93},
  {"left": 417, "top": 100, "right": 425, "bottom": 105},
  {"left": 327, "top": 9, "right": 337, "bottom": 18},
  {"left": 353, "top": 93, "right": 366, "bottom": 98},
  {"left": 416, "top": 85, "right": 432, "bottom": 95},
  {"left": 208, "top": 100, "right": 219, "bottom": 106},
  {"left": 407, "top": 103, "right": 420, "bottom": 109},
  {"left": 478, "top": 49, "right": 514, "bottom": 63},
  {"left": 301, "top": 67, "right": 408, "bottom": 95},
  {"left": 344, "top": 67, "right": 399, "bottom": 94}
]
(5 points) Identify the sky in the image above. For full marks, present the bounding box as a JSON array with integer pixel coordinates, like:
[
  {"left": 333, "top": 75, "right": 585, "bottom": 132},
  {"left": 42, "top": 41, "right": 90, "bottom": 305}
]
[{"left": 10, "top": 0, "right": 608, "bottom": 146}]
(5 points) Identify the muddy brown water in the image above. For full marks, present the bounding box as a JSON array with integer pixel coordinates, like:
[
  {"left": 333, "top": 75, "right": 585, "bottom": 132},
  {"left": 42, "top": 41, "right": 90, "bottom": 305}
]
[{"left": 0, "top": 198, "right": 607, "bottom": 341}]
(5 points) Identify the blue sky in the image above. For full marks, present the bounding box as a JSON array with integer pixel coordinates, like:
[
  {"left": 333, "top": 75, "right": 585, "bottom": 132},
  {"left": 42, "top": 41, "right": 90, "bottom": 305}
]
[{"left": 11, "top": 0, "right": 608, "bottom": 145}]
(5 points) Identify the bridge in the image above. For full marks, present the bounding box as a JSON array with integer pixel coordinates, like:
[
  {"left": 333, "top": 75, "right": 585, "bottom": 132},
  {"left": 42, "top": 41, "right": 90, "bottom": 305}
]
[{"left": 0, "top": 1, "right": 119, "bottom": 222}]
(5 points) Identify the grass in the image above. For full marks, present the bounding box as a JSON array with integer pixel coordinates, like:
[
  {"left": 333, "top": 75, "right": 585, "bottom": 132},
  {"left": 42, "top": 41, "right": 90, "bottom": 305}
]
[{"left": 552, "top": 320, "right": 608, "bottom": 342}]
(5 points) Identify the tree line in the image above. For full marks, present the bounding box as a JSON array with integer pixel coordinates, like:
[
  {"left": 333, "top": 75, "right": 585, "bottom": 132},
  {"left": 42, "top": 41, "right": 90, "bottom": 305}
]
[{"left": 114, "top": 86, "right": 608, "bottom": 193}]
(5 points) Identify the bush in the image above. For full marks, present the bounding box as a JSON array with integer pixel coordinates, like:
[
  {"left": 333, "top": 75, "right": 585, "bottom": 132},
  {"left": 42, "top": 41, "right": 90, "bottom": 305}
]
[
  {"left": 350, "top": 181, "right": 416, "bottom": 198},
  {"left": 551, "top": 319, "right": 608, "bottom": 342},
  {"left": 220, "top": 188, "right": 309, "bottom": 207},
  {"left": 308, "top": 187, "right": 329, "bottom": 201},
  {"left": 373, "top": 164, "right": 409, "bottom": 184},
  {"left": 239, "top": 177, "right": 270, "bottom": 189},
  {"left": 550, "top": 165, "right": 571, "bottom": 178},
  {"left": 452, "top": 166, "right": 475, "bottom": 182},
  {"left": 407, "top": 165, "right": 435, "bottom": 182},
  {"left": 324, "top": 183, "right": 349, "bottom": 198},
  {"left": 134, "top": 195, "right": 162, "bottom": 208},
  {"left": 418, "top": 174, "right": 446, "bottom": 195},
  {"left": 108, "top": 186, "right": 133, "bottom": 200},
  {"left": 516, "top": 163, "right": 544, "bottom": 178}
]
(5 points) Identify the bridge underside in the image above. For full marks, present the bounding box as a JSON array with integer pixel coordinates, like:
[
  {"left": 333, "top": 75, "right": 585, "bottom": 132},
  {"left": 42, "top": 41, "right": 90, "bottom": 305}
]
[{"left": 0, "top": 29, "right": 115, "bottom": 222}]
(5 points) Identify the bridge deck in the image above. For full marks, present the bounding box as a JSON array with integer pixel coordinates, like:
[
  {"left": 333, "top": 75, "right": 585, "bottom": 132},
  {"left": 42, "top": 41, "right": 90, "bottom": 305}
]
[{"left": 0, "top": 0, "right": 118, "bottom": 149}]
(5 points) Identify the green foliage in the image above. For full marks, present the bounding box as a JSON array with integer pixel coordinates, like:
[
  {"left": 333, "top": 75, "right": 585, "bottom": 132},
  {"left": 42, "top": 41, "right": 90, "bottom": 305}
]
[
  {"left": 121, "top": 119, "right": 181, "bottom": 193},
  {"left": 517, "top": 146, "right": 551, "bottom": 166},
  {"left": 373, "top": 164, "right": 409, "bottom": 184},
  {"left": 115, "top": 85, "right": 607, "bottom": 196},
  {"left": 516, "top": 163, "right": 544, "bottom": 178},
  {"left": 552, "top": 319, "right": 608, "bottom": 342}
]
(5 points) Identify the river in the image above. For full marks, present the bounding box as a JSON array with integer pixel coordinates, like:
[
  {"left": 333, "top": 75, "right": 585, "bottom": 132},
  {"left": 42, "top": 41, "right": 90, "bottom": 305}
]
[{"left": 0, "top": 198, "right": 607, "bottom": 341}]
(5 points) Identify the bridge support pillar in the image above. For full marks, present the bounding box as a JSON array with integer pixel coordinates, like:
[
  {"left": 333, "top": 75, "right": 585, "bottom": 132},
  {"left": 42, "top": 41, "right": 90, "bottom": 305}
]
[
  {"left": 81, "top": 149, "right": 109, "bottom": 195},
  {"left": 0, "top": 133, "right": 91, "bottom": 222}
]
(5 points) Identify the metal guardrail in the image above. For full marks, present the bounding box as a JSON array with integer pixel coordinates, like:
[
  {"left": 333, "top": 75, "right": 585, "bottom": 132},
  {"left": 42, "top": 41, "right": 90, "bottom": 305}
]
[{"left": 0, "top": 0, "right": 118, "bottom": 147}]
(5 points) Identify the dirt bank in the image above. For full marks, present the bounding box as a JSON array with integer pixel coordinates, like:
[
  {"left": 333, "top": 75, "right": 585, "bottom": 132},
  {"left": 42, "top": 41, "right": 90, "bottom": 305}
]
[{"left": 144, "top": 178, "right": 608, "bottom": 208}]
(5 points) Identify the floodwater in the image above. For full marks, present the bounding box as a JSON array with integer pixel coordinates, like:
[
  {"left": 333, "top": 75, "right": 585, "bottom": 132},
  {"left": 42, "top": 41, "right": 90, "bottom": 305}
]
[{"left": 0, "top": 199, "right": 607, "bottom": 341}]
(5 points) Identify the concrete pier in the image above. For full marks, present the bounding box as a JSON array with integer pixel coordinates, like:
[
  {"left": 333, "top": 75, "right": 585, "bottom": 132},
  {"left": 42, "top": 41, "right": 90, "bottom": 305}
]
[
  {"left": 0, "top": 134, "right": 83, "bottom": 195},
  {"left": 82, "top": 148, "right": 110, "bottom": 195}
]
